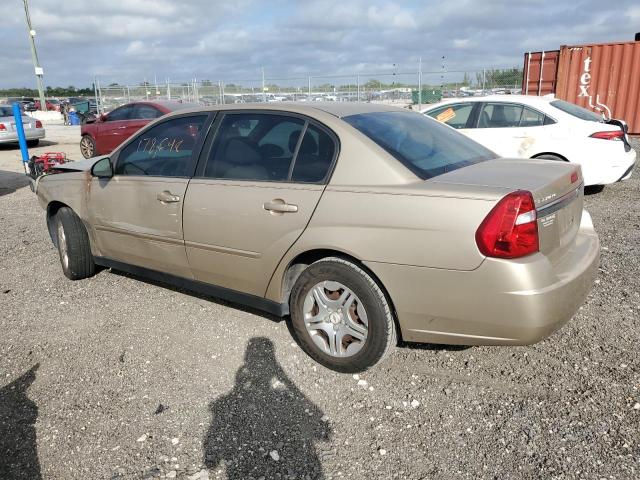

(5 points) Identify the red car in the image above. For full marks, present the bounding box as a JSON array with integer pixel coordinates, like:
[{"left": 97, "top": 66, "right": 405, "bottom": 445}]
[{"left": 79, "top": 101, "right": 194, "bottom": 158}]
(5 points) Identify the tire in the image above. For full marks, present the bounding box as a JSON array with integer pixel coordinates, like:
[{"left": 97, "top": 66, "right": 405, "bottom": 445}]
[
  {"left": 585, "top": 184, "right": 605, "bottom": 195},
  {"left": 54, "top": 207, "right": 95, "bottom": 280},
  {"left": 289, "top": 257, "right": 397, "bottom": 373},
  {"left": 534, "top": 154, "right": 564, "bottom": 161},
  {"left": 80, "top": 135, "right": 96, "bottom": 159},
  {"left": 26, "top": 139, "right": 39, "bottom": 147}
]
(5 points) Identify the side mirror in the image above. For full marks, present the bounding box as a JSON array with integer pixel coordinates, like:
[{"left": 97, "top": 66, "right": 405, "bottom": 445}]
[{"left": 91, "top": 157, "right": 113, "bottom": 178}]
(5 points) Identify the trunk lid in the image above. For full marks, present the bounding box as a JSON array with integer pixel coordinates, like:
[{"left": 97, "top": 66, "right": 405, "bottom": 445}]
[{"left": 431, "top": 158, "right": 584, "bottom": 259}]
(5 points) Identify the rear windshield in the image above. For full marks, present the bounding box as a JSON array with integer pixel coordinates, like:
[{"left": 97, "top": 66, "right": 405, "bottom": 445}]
[
  {"left": 343, "top": 111, "right": 496, "bottom": 179},
  {"left": 0, "top": 107, "right": 13, "bottom": 116},
  {"left": 550, "top": 99, "right": 603, "bottom": 122}
]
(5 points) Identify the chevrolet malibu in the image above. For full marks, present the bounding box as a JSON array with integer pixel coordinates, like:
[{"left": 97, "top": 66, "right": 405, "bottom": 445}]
[{"left": 33, "top": 103, "right": 600, "bottom": 372}]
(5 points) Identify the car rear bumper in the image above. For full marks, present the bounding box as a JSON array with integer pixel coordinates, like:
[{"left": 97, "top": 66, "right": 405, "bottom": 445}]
[
  {"left": 365, "top": 210, "right": 600, "bottom": 346},
  {"left": 0, "top": 128, "right": 46, "bottom": 144},
  {"left": 580, "top": 147, "right": 636, "bottom": 186}
]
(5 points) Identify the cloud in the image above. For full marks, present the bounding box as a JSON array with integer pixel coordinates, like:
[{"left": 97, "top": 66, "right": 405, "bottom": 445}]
[{"left": 2, "top": 0, "right": 639, "bottom": 89}]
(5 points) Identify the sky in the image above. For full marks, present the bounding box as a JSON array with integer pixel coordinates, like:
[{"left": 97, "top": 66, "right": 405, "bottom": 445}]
[{"left": 2, "top": 0, "right": 640, "bottom": 89}]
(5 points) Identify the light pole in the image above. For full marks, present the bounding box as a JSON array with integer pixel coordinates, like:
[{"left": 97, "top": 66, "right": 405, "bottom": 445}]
[{"left": 22, "top": 0, "right": 46, "bottom": 111}]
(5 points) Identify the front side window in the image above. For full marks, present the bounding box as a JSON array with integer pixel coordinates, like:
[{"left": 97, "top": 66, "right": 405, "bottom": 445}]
[
  {"left": 107, "top": 105, "right": 134, "bottom": 121},
  {"left": 426, "top": 103, "right": 474, "bottom": 129},
  {"left": 478, "top": 103, "right": 523, "bottom": 128},
  {"left": 344, "top": 111, "right": 496, "bottom": 180},
  {"left": 115, "top": 115, "right": 207, "bottom": 177}
]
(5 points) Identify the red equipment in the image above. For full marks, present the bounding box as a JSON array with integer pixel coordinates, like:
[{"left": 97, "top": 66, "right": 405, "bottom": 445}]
[{"left": 29, "top": 152, "right": 67, "bottom": 176}]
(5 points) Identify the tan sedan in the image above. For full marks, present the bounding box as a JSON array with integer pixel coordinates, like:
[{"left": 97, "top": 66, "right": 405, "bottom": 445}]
[{"left": 34, "top": 103, "right": 599, "bottom": 372}]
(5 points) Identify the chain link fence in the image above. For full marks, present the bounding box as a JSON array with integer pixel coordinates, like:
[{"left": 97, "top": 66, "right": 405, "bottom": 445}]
[{"left": 95, "top": 68, "right": 523, "bottom": 113}]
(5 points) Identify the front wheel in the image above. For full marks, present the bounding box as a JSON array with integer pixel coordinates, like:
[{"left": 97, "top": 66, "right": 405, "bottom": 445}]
[
  {"left": 289, "top": 257, "right": 397, "bottom": 373},
  {"left": 54, "top": 207, "right": 95, "bottom": 280},
  {"left": 80, "top": 135, "right": 96, "bottom": 159}
]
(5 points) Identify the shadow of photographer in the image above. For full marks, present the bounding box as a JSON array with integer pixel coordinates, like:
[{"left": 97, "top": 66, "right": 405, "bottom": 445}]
[
  {"left": 204, "top": 338, "right": 330, "bottom": 479},
  {"left": 0, "top": 364, "right": 42, "bottom": 480}
]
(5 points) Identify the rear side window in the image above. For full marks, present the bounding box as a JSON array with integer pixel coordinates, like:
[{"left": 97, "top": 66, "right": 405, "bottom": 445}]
[
  {"left": 344, "top": 111, "right": 496, "bottom": 180},
  {"left": 291, "top": 124, "right": 335, "bottom": 183},
  {"left": 478, "top": 103, "right": 523, "bottom": 128},
  {"left": 550, "top": 99, "right": 604, "bottom": 122},
  {"left": 134, "top": 104, "right": 163, "bottom": 120},
  {"left": 204, "top": 113, "right": 336, "bottom": 183},
  {"left": 520, "top": 107, "right": 545, "bottom": 127},
  {"left": 425, "top": 104, "right": 473, "bottom": 129},
  {"left": 115, "top": 115, "right": 208, "bottom": 177}
]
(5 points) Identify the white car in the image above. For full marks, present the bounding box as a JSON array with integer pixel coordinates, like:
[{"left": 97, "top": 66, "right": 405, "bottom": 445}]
[{"left": 422, "top": 95, "right": 636, "bottom": 188}]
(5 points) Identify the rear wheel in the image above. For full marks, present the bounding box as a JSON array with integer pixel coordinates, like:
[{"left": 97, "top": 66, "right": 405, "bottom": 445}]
[
  {"left": 585, "top": 185, "right": 605, "bottom": 194},
  {"left": 289, "top": 257, "right": 397, "bottom": 373},
  {"left": 534, "top": 154, "right": 564, "bottom": 161},
  {"left": 80, "top": 135, "right": 96, "bottom": 159},
  {"left": 26, "top": 139, "right": 39, "bottom": 147},
  {"left": 54, "top": 207, "right": 95, "bottom": 280}
]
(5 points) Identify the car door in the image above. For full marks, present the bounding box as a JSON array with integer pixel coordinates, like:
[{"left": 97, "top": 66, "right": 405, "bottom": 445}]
[
  {"left": 462, "top": 102, "right": 531, "bottom": 157},
  {"left": 87, "top": 113, "right": 211, "bottom": 278},
  {"left": 182, "top": 111, "right": 337, "bottom": 296},
  {"left": 95, "top": 104, "right": 135, "bottom": 154}
]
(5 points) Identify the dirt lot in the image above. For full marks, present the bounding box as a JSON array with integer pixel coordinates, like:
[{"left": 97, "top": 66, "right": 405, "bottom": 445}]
[{"left": 0, "top": 125, "right": 639, "bottom": 480}]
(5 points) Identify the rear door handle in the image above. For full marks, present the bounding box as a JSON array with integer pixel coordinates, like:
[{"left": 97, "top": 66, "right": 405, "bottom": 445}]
[
  {"left": 117, "top": 126, "right": 127, "bottom": 129},
  {"left": 263, "top": 199, "right": 298, "bottom": 213},
  {"left": 157, "top": 190, "right": 181, "bottom": 203}
]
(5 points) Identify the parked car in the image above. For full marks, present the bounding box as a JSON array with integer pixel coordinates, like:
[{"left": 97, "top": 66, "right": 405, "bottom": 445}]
[
  {"left": 34, "top": 99, "right": 61, "bottom": 111},
  {"left": 0, "top": 104, "right": 45, "bottom": 146},
  {"left": 79, "top": 101, "right": 195, "bottom": 158},
  {"left": 34, "top": 103, "right": 599, "bottom": 372},
  {"left": 422, "top": 95, "right": 636, "bottom": 189}
]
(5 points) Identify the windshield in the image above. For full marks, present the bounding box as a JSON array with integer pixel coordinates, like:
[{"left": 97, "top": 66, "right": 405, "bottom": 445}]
[
  {"left": 343, "top": 111, "right": 496, "bottom": 179},
  {"left": 550, "top": 99, "right": 604, "bottom": 122}
]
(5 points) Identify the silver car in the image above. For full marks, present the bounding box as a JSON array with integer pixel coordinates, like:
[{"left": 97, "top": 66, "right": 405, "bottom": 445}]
[{"left": 0, "top": 105, "right": 46, "bottom": 147}]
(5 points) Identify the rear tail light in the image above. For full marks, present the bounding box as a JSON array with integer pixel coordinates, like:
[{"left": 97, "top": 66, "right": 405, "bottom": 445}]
[
  {"left": 476, "top": 190, "right": 538, "bottom": 259},
  {"left": 35, "top": 120, "right": 42, "bottom": 128},
  {"left": 590, "top": 130, "right": 624, "bottom": 140},
  {"left": 0, "top": 124, "right": 6, "bottom": 131}
]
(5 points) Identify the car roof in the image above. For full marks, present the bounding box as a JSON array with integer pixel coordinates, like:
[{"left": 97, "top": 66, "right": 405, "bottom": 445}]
[
  {"left": 424, "top": 94, "right": 555, "bottom": 110},
  {"left": 163, "top": 101, "right": 405, "bottom": 119}
]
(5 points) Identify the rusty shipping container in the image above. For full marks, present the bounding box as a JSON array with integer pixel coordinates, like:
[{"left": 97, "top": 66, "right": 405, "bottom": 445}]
[
  {"left": 523, "top": 50, "right": 559, "bottom": 96},
  {"left": 523, "top": 40, "right": 640, "bottom": 134}
]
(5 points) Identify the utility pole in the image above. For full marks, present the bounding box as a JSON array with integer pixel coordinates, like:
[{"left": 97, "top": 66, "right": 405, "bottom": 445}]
[
  {"left": 418, "top": 57, "right": 422, "bottom": 111},
  {"left": 22, "top": 0, "right": 46, "bottom": 111},
  {"left": 262, "top": 67, "right": 266, "bottom": 103}
]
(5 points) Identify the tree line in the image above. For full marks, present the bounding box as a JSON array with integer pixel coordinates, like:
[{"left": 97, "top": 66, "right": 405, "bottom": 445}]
[{"left": 0, "top": 86, "right": 94, "bottom": 98}]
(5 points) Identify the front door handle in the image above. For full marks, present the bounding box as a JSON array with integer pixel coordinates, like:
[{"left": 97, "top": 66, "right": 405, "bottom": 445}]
[
  {"left": 157, "top": 190, "right": 181, "bottom": 203},
  {"left": 263, "top": 199, "right": 298, "bottom": 213}
]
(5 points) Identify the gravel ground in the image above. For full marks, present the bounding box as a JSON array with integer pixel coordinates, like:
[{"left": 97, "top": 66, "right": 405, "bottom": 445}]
[{"left": 0, "top": 128, "right": 638, "bottom": 480}]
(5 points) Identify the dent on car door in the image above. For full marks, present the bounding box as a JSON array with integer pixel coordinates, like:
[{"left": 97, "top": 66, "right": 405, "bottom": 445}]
[
  {"left": 182, "top": 111, "right": 337, "bottom": 296},
  {"left": 87, "top": 114, "right": 210, "bottom": 278}
]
